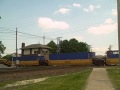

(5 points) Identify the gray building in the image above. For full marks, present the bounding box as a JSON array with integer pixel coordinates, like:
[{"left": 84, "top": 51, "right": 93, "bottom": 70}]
[{"left": 21, "top": 43, "right": 50, "bottom": 60}]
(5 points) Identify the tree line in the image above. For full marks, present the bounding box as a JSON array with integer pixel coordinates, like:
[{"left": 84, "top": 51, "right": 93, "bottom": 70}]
[{"left": 47, "top": 38, "right": 90, "bottom": 54}]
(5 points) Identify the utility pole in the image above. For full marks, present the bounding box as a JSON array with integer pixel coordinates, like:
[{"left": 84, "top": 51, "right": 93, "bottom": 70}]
[
  {"left": 117, "top": 0, "right": 120, "bottom": 71},
  {"left": 16, "top": 28, "right": 18, "bottom": 67},
  {"left": 43, "top": 33, "right": 45, "bottom": 45},
  {"left": 57, "top": 37, "right": 62, "bottom": 54}
]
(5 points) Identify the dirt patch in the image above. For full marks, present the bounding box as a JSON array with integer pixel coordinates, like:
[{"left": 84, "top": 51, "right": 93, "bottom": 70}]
[
  {"left": 5, "top": 77, "right": 48, "bottom": 88},
  {"left": 0, "top": 64, "right": 8, "bottom": 68}
]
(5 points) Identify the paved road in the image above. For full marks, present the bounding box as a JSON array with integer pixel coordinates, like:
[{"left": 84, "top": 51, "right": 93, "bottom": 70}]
[{"left": 85, "top": 68, "right": 115, "bottom": 90}]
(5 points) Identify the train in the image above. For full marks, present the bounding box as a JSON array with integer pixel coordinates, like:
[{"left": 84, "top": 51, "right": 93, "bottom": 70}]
[
  {"left": 4, "top": 50, "right": 120, "bottom": 66},
  {"left": 4, "top": 52, "right": 95, "bottom": 66}
]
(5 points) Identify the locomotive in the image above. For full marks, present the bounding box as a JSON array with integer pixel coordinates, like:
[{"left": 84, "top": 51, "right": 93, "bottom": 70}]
[{"left": 106, "top": 50, "right": 120, "bottom": 65}]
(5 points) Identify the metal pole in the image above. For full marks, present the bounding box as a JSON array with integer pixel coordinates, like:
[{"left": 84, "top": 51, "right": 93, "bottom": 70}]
[
  {"left": 57, "top": 37, "right": 62, "bottom": 54},
  {"left": 56, "top": 37, "right": 62, "bottom": 60},
  {"left": 16, "top": 28, "right": 18, "bottom": 67},
  {"left": 43, "top": 33, "right": 45, "bottom": 45},
  {"left": 11, "top": 57, "right": 14, "bottom": 67},
  {"left": 117, "top": 0, "right": 120, "bottom": 71},
  {"left": 57, "top": 37, "right": 58, "bottom": 54},
  {"left": 87, "top": 45, "right": 91, "bottom": 52}
]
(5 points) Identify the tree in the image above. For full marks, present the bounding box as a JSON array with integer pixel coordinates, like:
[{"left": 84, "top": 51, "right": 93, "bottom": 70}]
[
  {"left": 78, "top": 42, "right": 89, "bottom": 52},
  {"left": 2, "top": 54, "right": 12, "bottom": 60},
  {"left": 47, "top": 41, "right": 57, "bottom": 53},
  {"left": 0, "top": 41, "right": 6, "bottom": 58},
  {"left": 60, "top": 40, "right": 70, "bottom": 53},
  {"left": 68, "top": 38, "right": 80, "bottom": 52}
]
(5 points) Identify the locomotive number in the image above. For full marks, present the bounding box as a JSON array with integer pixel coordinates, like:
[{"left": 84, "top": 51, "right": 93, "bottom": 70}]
[{"left": 65, "top": 61, "right": 71, "bottom": 64}]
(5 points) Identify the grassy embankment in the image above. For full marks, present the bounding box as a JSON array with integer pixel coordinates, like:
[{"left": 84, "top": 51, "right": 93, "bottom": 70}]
[
  {"left": 107, "top": 67, "right": 120, "bottom": 90},
  {"left": 14, "top": 69, "right": 92, "bottom": 90}
]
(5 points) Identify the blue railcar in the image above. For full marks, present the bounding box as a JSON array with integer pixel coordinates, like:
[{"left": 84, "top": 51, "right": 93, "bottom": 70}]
[
  {"left": 49, "top": 52, "right": 95, "bottom": 60},
  {"left": 48, "top": 52, "right": 95, "bottom": 66},
  {"left": 10, "top": 56, "right": 45, "bottom": 61}
]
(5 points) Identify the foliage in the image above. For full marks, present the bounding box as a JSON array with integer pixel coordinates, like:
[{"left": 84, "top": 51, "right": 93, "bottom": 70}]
[
  {"left": 2, "top": 54, "right": 12, "bottom": 60},
  {"left": 107, "top": 67, "right": 120, "bottom": 90},
  {"left": 0, "top": 41, "right": 6, "bottom": 58},
  {"left": 78, "top": 42, "right": 89, "bottom": 52},
  {"left": 47, "top": 38, "right": 89, "bottom": 54},
  {"left": 60, "top": 40, "right": 70, "bottom": 53},
  {"left": 47, "top": 41, "right": 57, "bottom": 53}
]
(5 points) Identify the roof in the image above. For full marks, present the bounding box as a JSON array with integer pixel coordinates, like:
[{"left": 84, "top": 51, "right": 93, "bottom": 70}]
[{"left": 21, "top": 44, "right": 51, "bottom": 49}]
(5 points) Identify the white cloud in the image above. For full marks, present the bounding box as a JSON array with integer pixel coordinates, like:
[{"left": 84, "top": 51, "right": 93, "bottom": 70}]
[
  {"left": 55, "top": 8, "right": 71, "bottom": 14},
  {"left": 87, "top": 18, "right": 117, "bottom": 35},
  {"left": 89, "top": 5, "right": 95, "bottom": 12},
  {"left": 38, "top": 17, "right": 69, "bottom": 30},
  {"left": 73, "top": 3, "right": 81, "bottom": 7},
  {"left": 83, "top": 5, "right": 101, "bottom": 12},
  {"left": 112, "top": 9, "right": 117, "bottom": 16}
]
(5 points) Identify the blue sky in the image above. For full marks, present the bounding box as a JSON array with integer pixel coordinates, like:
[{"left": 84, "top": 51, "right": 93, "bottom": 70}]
[{"left": 0, "top": 0, "right": 118, "bottom": 55}]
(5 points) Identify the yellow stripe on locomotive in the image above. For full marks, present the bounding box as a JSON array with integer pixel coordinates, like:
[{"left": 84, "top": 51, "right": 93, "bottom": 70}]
[
  {"left": 106, "top": 58, "right": 119, "bottom": 65},
  {"left": 48, "top": 59, "right": 92, "bottom": 66}
]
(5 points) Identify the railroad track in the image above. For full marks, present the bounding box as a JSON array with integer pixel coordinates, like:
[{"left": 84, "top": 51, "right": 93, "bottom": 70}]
[{"left": 0, "top": 65, "right": 86, "bottom": 73}]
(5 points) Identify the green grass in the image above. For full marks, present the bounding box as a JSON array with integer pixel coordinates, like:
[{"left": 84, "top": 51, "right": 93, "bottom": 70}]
[
  {"left": 107, "top": 67, "right": 120, "bottom": 90},
  {"left": 0, "top": 80, "right": 17, "bottom": 88},
  {"left": 14, "top": 69, "right": 91, "bottom": 90},
  {"left": 0, "top": 82, "right": 7, "bottom": 87}
]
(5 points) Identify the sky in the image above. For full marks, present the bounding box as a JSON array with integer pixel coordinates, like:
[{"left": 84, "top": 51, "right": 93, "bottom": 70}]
[{"left": 0, "top": 0, "right": 118, "bottom": 55}]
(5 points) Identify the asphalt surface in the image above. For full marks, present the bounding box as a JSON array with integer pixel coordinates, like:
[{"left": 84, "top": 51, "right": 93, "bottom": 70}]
[{"left": 85, "top": 68, "right": 115, "bottom": 90}]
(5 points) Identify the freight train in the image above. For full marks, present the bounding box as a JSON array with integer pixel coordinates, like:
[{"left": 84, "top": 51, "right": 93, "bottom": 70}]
[
  {"left": 4, "top": 50, "right": 120, "bottom": 66},
  {"left": 4, "top": 52, "right": 95, "bottom": 66}
]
